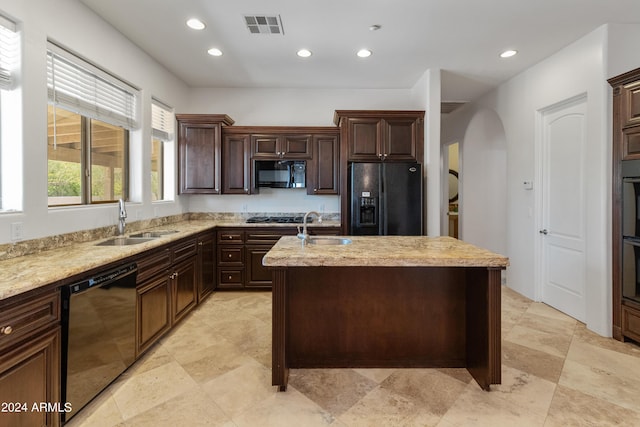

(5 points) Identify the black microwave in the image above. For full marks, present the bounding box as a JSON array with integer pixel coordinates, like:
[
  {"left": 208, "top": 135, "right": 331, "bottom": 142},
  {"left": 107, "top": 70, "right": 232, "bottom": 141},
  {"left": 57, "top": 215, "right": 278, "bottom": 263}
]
[{"left": 255, "top": 160, "right": 306, "bottom": 188}]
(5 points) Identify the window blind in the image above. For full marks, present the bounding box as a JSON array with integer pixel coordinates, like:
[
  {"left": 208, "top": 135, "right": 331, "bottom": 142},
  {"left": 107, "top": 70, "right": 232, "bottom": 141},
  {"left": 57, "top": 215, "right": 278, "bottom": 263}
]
[
  {"left": 46, "top": 42, "right": 139, "bottom": 129},
  {"left": 151, "top": 98, "right": 174, "bottom": 141},
  {"left": 0, "top": 15, "right": 17, "bottom": 90}
]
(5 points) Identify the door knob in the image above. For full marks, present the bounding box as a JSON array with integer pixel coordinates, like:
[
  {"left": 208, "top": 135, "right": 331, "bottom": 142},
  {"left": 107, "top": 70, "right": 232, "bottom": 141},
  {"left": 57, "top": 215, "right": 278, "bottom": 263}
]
[{"left": 539, "top": 229, "right": 548, "bottom": 235}]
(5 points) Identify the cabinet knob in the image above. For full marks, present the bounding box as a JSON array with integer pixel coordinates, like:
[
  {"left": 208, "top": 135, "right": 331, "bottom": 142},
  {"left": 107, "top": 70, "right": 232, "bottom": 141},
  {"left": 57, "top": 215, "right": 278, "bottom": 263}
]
[
  {"left": 1, "top": 325, "right": 13, "bottom": 335},
  {"left": 198, "top": 241, "right": 203, "bottom": 246},
  {"left": 314, "top": 188, "right": 318, "bottom": 193},
  {"left": 228, "top": 254, "right": 233, "bottom": 258},
  {"left": 228, "top": 235, "right": 233, "bottom": 239},
  {"left": 228, "top": 275, "right": 232, "bottom": 280}
]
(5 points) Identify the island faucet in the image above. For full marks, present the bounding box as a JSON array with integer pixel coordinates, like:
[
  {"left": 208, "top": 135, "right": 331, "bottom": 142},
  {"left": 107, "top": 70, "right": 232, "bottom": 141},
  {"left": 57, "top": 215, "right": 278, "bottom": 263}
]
[
  {"left": 118, "top": 198, "right": 127, "bottom": 236},
  {"left": 297, "top": 211, "right": 322, "bottom": 244}
]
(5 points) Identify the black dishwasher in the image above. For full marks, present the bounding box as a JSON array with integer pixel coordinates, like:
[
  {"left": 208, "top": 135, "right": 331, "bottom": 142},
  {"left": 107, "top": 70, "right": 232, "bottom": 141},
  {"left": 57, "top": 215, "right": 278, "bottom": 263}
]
[{"left": 61, "top": 263, "right": 137, "bottom": 423}]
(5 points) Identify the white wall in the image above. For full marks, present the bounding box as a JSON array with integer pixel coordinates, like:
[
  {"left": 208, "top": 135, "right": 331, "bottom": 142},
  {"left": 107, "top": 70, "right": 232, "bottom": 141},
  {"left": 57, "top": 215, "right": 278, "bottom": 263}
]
[
  {"left": 0, "top": 0, "right": 190, "bottom": 244},
  {"left": 410, "top": 69, "right": 441, "bottom": 236},
  {"left": 443, "top": 24, "right": 635, "bottom": 336}
]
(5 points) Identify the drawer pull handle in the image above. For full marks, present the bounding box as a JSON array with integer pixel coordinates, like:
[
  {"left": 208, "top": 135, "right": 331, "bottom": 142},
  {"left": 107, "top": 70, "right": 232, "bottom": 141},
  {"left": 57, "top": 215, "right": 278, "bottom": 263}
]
[
  {"left": 228, "top": 236, "right": 233, "bottom": 240},
  {"left": 228, "top": 275, "right": 232, "bottom": 280},
  {"left": 1, "top": 326, "right": 13, "bottom": 335}
]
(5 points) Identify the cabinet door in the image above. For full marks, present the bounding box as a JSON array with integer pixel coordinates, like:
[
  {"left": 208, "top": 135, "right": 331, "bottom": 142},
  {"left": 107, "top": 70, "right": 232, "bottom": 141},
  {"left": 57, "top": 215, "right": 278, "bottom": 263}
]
[
  {"left": 178, "top": 120, "right": 221, "bottom": 194},
  {"left": 245, "top": 245, "right": 273, "bottom": 289},
  {"left": 136, "top": 274, "right": 171, "bottom": 356},
  {"left": 197, "top": 233, "right": 216, "bottom": 302},
  {"left": 252, "top": 134, "right": 280, "bottom": 158},
  {"left": 623, "top": 80, "right": 640, "bottom": 127},
  {"left": 623, "top": 126, "right": 640, "bottom": 160},
  {"left": 347, "top": 118, "right": 382, "bottom": 161},
  {"left": 0, "top": 327, "right": 60, "bottom": 427},
  {"left": 383, "top": 118, "right": 419, "bottom": 161},
  {"left": 222, "top": 134, "right": 251, "bottom": 194},
  {"left": 308, "top": 134, "right": 339, "bottom": 195},
  {"left": 281, "top": 135, "right": 312, "bottom": 158},
  {"left": 172, "top": 257, "right": 198, "bottom": 324}
]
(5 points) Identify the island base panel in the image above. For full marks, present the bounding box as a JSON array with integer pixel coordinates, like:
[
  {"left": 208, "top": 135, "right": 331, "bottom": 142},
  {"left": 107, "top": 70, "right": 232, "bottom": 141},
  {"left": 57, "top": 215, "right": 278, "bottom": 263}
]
[
  {"left": 288, "top": 267, "right": 466, "bottom": 366},
  {"left": 272, "top": 266, "right": 502, "bottom": 390}
]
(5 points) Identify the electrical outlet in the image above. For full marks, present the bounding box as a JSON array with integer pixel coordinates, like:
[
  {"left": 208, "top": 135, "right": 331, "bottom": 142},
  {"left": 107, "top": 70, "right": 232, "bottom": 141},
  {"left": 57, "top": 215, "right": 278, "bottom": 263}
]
[{"left": 10, "top": 222, "right": 23, "bottom": 241}]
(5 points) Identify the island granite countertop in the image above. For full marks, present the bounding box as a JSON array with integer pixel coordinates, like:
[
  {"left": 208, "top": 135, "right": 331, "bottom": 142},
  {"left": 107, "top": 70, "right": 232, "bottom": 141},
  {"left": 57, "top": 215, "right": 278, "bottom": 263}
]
[{"left": 263, "top": 235, "right": 509, "bottom": 268}]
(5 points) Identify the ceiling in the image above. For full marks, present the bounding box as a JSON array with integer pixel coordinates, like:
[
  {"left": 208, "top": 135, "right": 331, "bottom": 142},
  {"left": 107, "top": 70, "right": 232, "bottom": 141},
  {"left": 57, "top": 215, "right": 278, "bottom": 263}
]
[{"left": 79, "top": 0, "right": 640, "bottom": 103}]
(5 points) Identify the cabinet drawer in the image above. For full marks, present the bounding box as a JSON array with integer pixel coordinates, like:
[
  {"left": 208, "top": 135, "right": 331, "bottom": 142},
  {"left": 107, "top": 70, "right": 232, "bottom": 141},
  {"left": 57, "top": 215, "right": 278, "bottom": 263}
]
[
  {"left": 622, "top": 304, "right": 640, "bottom": 343},
  {"left": 246, "top": 230, "right": 294, "bottom": 245},
  {"left": 137, "top": 248, "right": 171, "bottom": 283},
  {"left": 218, "top": 230, "right": 245, "bottom": 244},
  {"left": 218, "top": 269, "right": 244, "bottom": 288},
  {"left": 219, "top": 247, "right": 244, "bottom": 264},
  {"left": 0, "top": 291, "right": 60, "bottom": 350},
  {"left": 172, "top": 238, "right": 198, "bottom": 263}
]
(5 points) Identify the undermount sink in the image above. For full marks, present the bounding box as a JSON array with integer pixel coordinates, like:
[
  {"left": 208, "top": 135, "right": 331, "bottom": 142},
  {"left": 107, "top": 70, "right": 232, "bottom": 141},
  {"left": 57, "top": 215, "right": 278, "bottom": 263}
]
[
  {"left": 307, "top": 237, "right": 352, "bottom": 246},
  {"left": 129, "top": 230, "right": 178, "bottom": 238},
  {"left": 96, "top": 237, "right": 156, "bottom": 246}
]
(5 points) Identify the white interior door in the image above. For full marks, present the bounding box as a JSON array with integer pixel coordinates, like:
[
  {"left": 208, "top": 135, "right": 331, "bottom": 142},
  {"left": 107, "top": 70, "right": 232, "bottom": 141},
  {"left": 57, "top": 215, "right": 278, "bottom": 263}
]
[{"left": 539, "top": 96, "right": 587, "bottom": 322}]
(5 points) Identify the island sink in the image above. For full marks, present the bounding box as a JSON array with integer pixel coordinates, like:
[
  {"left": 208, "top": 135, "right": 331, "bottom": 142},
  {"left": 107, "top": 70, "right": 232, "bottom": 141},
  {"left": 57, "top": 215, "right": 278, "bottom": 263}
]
[
  {"left": 307, "top": 237, "right": 351, "bottom": 245},
  {"left": 129, "top": 230, "right": 178, "bottom": 238}
]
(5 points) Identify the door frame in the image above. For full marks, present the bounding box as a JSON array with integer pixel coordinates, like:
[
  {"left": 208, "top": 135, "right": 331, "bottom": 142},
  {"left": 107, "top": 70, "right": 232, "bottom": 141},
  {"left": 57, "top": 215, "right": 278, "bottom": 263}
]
[
  {"left": 441, "top": 140, "right": 461, "bottom": 238},
  {"left": 534, "top": 92, "right": 588, "bottom": 305}
]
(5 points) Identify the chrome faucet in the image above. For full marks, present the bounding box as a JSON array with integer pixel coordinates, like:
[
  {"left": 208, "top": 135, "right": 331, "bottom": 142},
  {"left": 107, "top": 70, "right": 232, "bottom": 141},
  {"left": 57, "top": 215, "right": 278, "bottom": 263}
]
[
  {"left": 118, "top": 198, "right": 127, "bottom": 236},
  {"left": 297, "top": 211, "right": 322, "bottom": 244}
]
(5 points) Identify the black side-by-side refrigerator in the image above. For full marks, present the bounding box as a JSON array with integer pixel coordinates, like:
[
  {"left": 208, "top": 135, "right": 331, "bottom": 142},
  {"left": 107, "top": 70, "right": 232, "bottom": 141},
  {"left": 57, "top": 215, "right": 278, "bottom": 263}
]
[{"left": 348, "top": 162, "right": 423, "bottom": 235}]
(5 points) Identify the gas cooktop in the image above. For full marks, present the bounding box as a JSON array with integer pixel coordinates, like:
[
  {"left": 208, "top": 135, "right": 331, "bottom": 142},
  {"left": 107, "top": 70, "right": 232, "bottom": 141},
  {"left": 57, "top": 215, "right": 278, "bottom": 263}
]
[{"left": 245, "top": 216, "right": 312, "bottom": 224}]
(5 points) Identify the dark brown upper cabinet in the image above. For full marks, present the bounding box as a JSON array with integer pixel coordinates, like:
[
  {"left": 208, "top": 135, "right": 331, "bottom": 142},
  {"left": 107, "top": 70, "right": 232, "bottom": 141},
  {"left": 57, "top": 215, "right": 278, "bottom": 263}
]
[
  {"left": 308, "top": 134, "right": 339, "bottom": 195},
  {"left": 222, "top": 133, "right": 251, "bottom": 194},
  {"left": 334, "top": 110, "right": 424, "bottom": 163},
  {"left": 252, "top": 133, "right": 312, "bottom": 159},
  {"left": 177, "top": 114, "right": 234, "bottom": 194}
]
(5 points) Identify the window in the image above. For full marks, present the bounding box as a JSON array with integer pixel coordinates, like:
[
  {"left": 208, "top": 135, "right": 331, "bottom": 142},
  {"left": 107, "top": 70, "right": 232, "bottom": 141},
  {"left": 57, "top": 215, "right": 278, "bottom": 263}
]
[
  {"left": 46, "top": 42, "right": 138, "bottom": 206},
  {"left": 151, "top": 98, "right": 174, "bottom": 201},
  {"left": 0, "top": 15, "right": 18, "bottom": 212}
]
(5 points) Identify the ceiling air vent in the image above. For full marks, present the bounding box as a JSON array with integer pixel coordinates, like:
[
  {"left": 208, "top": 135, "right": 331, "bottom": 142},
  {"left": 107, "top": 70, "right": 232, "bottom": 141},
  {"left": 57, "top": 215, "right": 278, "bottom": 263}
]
[{"left": 243, "top": 15, "right": 284, "bottom": 35}]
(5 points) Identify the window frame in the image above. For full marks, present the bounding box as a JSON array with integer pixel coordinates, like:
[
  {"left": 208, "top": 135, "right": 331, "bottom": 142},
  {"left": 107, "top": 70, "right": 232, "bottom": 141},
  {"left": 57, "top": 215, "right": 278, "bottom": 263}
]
[
  {"left": 151, "top": 98, "right": 174, "bottom": 202},
  {"left": 46, "top": 41, "right": 139, "bottom": 207}
]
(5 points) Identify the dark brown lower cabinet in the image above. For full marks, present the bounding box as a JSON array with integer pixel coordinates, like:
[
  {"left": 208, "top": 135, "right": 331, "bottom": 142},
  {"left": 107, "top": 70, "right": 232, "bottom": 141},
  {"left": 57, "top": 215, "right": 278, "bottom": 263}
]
[
  {"left": 172, "top": 256, "right": 198, "bottom": 324},
  {"left": 197, "top": 232, "right": 216, "bottom": 302},
  {"left": 136, "top": 273, "right": 171, "bottom": 356},
  {"left": 246, "top": 245, "right": 273, "bottom": 288},
  {"left": 217, "top": 227, "right": 341, "bottom": 290},
  {"left": 135, "top": 237, "right": 199, "bottom": 357},
  {"left": 0, "top": 290, "right": 61, "bottom": 427}
]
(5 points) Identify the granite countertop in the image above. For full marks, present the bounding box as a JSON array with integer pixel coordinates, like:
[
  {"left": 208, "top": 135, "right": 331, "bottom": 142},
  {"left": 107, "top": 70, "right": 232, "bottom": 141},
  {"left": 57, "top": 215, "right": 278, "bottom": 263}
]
[
  {"left": 0, "top": 216, "right": 341, "bottom": 302},
  {"left": 263, "top": 236, "right": 509, "bottom": 268}
]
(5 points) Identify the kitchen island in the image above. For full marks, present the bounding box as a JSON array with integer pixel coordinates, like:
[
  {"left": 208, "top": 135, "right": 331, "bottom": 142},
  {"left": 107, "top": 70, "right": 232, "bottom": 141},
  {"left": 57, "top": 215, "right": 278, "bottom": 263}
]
[{"left": 263, "top": 236, "right": 509, "bottom": 391}]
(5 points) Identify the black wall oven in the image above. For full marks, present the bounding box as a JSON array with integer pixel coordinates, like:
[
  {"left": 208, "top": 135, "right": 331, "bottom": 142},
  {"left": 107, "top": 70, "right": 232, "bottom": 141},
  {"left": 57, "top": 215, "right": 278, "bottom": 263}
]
[{"left": 622, "top": 160, "right": 640, "bottom": 304}]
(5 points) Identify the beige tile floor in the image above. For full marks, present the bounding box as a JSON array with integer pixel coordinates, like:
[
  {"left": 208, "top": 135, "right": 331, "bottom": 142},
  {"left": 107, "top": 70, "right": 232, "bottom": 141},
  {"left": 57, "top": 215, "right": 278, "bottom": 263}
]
[{"left": 66, "top": 287, "right": 640, "bottom": 427}]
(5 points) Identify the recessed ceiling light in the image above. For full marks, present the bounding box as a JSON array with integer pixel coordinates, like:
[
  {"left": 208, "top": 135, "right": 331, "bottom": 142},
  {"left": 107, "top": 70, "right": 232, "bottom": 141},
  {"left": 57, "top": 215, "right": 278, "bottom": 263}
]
[
  {"left": 500, "top": 49, "right": 517, "bottom": 58},
  {"left": 297, "top": 49, "right": 312, "bottom": 58},
  {"left": 207, "top": 48, "right": 223, "bottom": 57},
  {"left": 186, "top": 18, "right": 206, "bottom": 30},
  {"left": 357, "top": 49, "right": 372, "bottom": 58}
]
